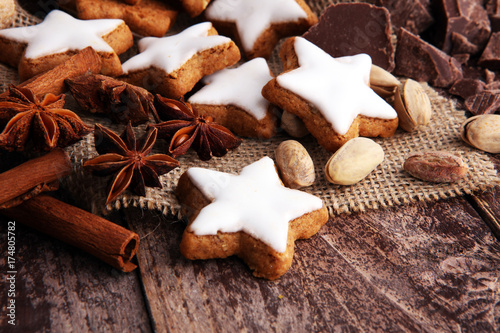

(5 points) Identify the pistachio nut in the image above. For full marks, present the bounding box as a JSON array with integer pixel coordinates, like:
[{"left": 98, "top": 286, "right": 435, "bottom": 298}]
[
  {"left": 275, "top": 140, "right": 315, "bottom": 189},
  {"left": 461, "top": 114, "right": 500, "bottom": 154},
  {"left": 369, "top": 64, "right": 400, "bottom": 99},
  {"left": 393, "top": 79, "right": 432, "bottom": 132},
  {"left": 281, "top": 111, "right": 309, "bottom": 138},
  {"left": 324, "top": 137, "right": 384, "bottom": 185}
]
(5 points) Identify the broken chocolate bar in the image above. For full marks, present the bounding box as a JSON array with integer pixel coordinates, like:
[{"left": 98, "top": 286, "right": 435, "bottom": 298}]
[
  {"left": 465, "top": 90, "right": 500, "bottom": 115},
  {"left": 365, "top": 0, "right": 433, "bottom": 34},
  {"left": 479, "top": 32, "right": 500, "bottom": 70},
  {"left": 429, "top": 0, "right": 491, "bottom": 55},
  {"left": 449, "top": 78, "right": 486, "bottom": 99},
  {"left": 394, "top": 28, "right": 462, "bottom": 88},
  {"left": 302, "top": 3, "right": 395, "bottom": 71}
]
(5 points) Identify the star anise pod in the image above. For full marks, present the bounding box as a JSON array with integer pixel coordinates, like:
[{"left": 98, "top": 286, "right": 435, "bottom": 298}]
[
  {"left": 84, "top": 123, "right": 179, "bottom": 205},
  {"left": 66, "top": 74, "right": 159, "bottom": 126},
  {"left": 0, "top": 84, "right": 92, "bottom": 151},
  {"left": 149, "top": 95, "right": 242, "bottom": 161}
]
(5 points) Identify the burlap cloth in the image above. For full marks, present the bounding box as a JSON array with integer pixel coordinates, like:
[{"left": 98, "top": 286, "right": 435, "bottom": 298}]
[{"left": 1, "top": 1, "right": 499, "bottom": 218}]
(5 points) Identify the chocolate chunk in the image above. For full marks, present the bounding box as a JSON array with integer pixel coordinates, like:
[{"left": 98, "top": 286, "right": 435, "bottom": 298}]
[
  {"left": 489, "top": 14, "right": 500, "bottom": 32},
  {"left": 449, "top": 78, "right": 486, "bottom": 99},
  {"left": 394, "top": 28, "right": 463, "bottom": 88},
  {"left": 429, "top": 0, "right": 491, "bottom": 55},
  {"left": 465, "top": 90, "right": 500, "bottom": 115},
  {"left": 479, "top": 32, "right": 500, "bottom": 70},
  {"left": 302, "top": 3, "right": 395, "bottom": 71},
  {"left": 450, "top": 32, "right": 480, "bottom": 55},
  {"left": 485, "top": 0, "right": 500, "bottom": 15},
  {"left": 365, "top": 0, "right": 433, "bottom": 34}
]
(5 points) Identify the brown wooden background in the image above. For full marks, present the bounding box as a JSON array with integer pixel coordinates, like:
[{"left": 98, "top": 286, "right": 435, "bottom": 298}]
[{"left": 1, "top": 0, "right": 500, "bottom": 332}]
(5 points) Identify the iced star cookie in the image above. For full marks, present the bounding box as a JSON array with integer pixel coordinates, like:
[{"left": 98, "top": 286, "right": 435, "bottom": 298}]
[
  {"left": 75, "top": 0, "right": 178, "bottom": 37},
  {"left": 204, "top": 0, "right": 317, "bottom": 59},
  {"left": 188, "top": 58, "right": 277, "bottom": 139},
  {"left": 0, "top": 10, "right": 133, "bottom": 81},
  {"left": 262, "top": 37, "right": 398, "bottom": 152},
  {"left": 177, "top": 156, "right": 329, "bottom": 280},
  {"left": 180, "top": 0, "right": 212, "bottom": 17},
  {"left": 120, "top": 22, "right": 240, "bottom": 99}
]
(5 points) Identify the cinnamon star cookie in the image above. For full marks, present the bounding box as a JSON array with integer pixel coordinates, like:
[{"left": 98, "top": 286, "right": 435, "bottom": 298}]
[
  {"left": 0, "top": 9, "right": 133, "bottom": 80},
  {"left": 262, "top": 37, "right": 398, "bottom": 152},
  {"left": 177, "top": 156, "right": 329, "bottom": 280},
  {"left": 188, "top": 57, "right": 277, "bottom": 139},
  {"left": 120, "top": 22, "right": 240, "bottom": 99},
  {"left": 204, "top": 0, "right": 317, "bottom": 59},
  {"left": 75, "top": 0, "right": 178, "bottom": 37}
]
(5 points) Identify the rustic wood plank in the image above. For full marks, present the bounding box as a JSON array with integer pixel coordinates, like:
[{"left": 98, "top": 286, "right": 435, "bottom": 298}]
[
  {"left": 125, "top": 195, "right": 500, "bottom": 332},
  {"left": 468, "top": 187, "right": 500, "bottom": 241},
  {"left": 0, "top": 210, "right": 152, "bottom": 333},
  {"left": 468, "top": 154, "right": 500, "bottom": 240}
]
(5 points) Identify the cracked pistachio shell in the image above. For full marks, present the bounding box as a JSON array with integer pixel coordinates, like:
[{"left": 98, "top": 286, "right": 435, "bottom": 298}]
[
  {"left": 369, "top": 64, "right": 400, "bottom": 98},
  {"left": 275, "top": 140, "right": 315, "bottom": 189},
  {"left": 461, "top": 114, "right": 500, "bottom": 154},
  {"left": 393, "top": 79, "right": 432, "bottom": 132},
  {"left": 324, "top": 137, "right": 384, "bottom": 185}
]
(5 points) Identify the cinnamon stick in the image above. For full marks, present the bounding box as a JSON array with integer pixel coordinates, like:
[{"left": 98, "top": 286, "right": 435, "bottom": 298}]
[
  {"left": 0, "top": 149, "right": 72, "bottom": 209},
  {"left": 1, "top": 47, "right": 102, "bottom": 98},
  {"left": 1, "top": 195, "right": 140, "bottom": 272}
]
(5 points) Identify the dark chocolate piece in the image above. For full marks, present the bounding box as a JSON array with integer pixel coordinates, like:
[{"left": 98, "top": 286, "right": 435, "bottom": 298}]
[
  {"left": 394, "top": 28, "right": 463, "bottom": 88},
  {"left": 479, "top": 32, "right": 500, "bottom": 70},
  {"left": 365, "top": 0, "right": 433, "bottom": 34},
  {"left": 465, "top": 90, "right": 500, "bottom": 115},
  {"left": 302, "top": 3, "right": 395, "bottom": 71},
  {"left": 489, "top": 14, "right": 500, "bottom": 32},
  {"left": 449, "top": 78, "right": 486, "bottom": 99},
  {"left": 485, "top": 0, "right": 500, "bottom": 15},
  {"left": 429, "top": 0, "right": 491, "bottom": 55},
  {"left": 450, "top": 32, "right": 480, "bottom": 55}
]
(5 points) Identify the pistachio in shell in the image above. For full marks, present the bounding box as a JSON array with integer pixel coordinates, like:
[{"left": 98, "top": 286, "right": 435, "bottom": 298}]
[
  {"left": 461, "top": 114, "right": 500, "bottom": 154},
  {"left": 275, "top": 140, "right": 315, "bottom": 189},
  {"left": 369, "top": 64, "right": 400, "bottom": 99},
  {"left": 281, "top": 111, "right": 309, "bottom": 138},
  {"left": 324, "top": 137, "right": 384, "bottom": 185},
  {"left": 393, "top": 79, "right": 432, "bottom": 132}
]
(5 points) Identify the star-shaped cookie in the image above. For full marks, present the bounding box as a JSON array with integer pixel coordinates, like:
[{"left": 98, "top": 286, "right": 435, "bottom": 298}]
[
  {"left": 205, "top": 0, "right": 317, "bottom": 59},
  {"left": 262, "top": 37, "right": 398, "bottom": 152},
  {"left": 176, "top": 156, "right": 328, "bottom": 280},
  {"left": 0, "top": 9, "right": 133, "bottom": 80},
  {"left": 187, "top": 57, "right": 277, "bottom": 138},
  {"left": 120, "top": 22, "right": 240, "bottom": 99},
  {"left": 76, "top": 0, "right": 178, "bottom": 37}
]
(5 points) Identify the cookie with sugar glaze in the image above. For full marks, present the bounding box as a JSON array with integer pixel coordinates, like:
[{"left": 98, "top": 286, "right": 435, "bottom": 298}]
[
  {"left": 188, "top": 58, "right": 277, "bottom": 139},
  {"left": 262, "top": 37, "right": 398, "bottom": 152},
  {"left": 180, "top": 0, "right": 212, "bottom": 17},
  {"left": 0, "top": 9, "right": 133, "bottom": 81},
  {"left": 204, "top": 0, "right": 317, "bottom": 59},
  {"left": 120, "top": 22, "right": 240, "bottom": 99},
  {"left": 177, "top": 156, "right": 329, "bottom": 280},
  {"left": 75, "top": 0, "right": 178, "bottom": 37}
]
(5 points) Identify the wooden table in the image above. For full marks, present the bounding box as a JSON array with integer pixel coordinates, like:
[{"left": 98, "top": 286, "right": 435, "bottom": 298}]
[{"left": 1, "top": 153, "right": 499, "bottom": 332}]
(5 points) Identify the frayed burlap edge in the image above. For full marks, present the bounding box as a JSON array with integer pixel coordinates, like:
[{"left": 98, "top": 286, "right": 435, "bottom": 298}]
[{"left": 2, "top": 1, "right": 500, "bottom": 219}]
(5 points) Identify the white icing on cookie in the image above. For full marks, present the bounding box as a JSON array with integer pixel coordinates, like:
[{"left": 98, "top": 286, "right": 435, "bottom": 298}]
[
  {"left": 122, "top": 22, "right": 233, "bottom": 74},
  {"left": 205, "top": 0, "right": 307, "bottom": 53},
  {"left": 186, "top": 156, "right": 323, "bottom": 253},
  {"left": 188, "top": 58, "right": 272, "bottom": 120},
  {"left": 276, "top": 37, "right": 397, "bottom": 135},
  {"left": 0, "top": 10, "right": 124, "bottom": 59}
]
